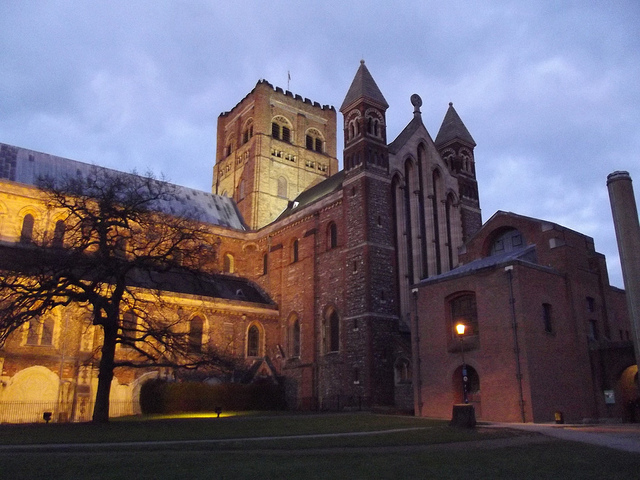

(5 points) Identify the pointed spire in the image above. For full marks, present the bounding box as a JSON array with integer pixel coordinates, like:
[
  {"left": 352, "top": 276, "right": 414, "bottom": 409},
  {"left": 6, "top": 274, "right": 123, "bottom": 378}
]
[
  {"left": 434, "top": 102, "right": 476, "bottom": 147},
  {"left": 340, "top": 60, "right": 389, "bottom": 112}
]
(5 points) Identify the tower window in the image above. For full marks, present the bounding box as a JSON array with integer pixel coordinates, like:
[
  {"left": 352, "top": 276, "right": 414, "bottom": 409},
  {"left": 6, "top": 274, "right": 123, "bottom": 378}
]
[
  {"left": 292, "top": 239, "right": 299, "bottom": 263},
  {"left": 272, "top": 116, "right": 292, "bottom": 142},
  {"left": 305, "top": 129, "right": 324, "bottom": 153},
  {"left": 277, "top": 176, "right": 288, "bottom": 198},
  {"left": 282, "top": 126, "right": 291, "bottom": 143}
]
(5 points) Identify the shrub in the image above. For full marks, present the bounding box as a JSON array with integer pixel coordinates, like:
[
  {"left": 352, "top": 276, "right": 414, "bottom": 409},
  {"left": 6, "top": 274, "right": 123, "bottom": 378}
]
[{"left": 138, "top": 380, "right": 286, "bottom": 414}]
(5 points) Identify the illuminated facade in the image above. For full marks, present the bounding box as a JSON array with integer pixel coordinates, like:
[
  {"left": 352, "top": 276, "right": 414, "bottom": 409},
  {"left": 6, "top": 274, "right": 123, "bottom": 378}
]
[{"left": 1, "top": 61, "right": 636, "bottom": 423}]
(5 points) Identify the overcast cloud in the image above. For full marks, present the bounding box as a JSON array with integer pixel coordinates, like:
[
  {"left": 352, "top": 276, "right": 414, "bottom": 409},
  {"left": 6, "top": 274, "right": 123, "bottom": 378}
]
[{"left": 1, "top": 0, "right": 639, "bottom": 287}]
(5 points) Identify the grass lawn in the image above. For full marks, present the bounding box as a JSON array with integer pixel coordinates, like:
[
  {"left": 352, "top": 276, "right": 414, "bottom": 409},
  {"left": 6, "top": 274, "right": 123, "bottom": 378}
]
[{"left": 1, "top": 413, "right": 639, "bottom": 479}]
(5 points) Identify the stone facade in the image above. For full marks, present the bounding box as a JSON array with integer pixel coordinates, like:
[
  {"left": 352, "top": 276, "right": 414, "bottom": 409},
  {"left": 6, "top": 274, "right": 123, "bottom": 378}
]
[{"left": 213, "top": 80, "right": 339, "bottom": 230}]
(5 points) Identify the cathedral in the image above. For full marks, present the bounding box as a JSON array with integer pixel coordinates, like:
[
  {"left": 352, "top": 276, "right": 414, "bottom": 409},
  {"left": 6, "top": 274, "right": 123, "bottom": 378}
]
[{"left": 0, "top": 61, "right": 636, "bottom": 423}]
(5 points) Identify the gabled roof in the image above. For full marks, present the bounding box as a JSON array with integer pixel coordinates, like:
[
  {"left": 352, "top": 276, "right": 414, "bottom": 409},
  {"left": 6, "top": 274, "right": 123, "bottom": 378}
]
[
  {"left": 340, "top": 60, "right": 389, "bottom": 111},
  {"left": 275, "top": 170, "right": 345, "bottom": 221},
  {"left": 417, "top": 245, "right": 540, "bottom": 285},
  {"left": 434, "top": 103, "right": 476, "bottom": 148},
  {"left": 388, "top": 115, "right": 426, "bottom": 155},
  {"left": 0, "top": 143, "right": 246, "bottom": 230}
]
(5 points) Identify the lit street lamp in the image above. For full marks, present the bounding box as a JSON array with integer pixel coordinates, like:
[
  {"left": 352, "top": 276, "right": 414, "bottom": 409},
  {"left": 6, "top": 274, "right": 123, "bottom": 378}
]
[{"left": 455, "top": 323, "right": 469, "bottom": 404}]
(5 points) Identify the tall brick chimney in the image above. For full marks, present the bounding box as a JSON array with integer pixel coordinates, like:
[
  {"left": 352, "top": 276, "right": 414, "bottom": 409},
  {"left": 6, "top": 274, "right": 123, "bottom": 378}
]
[{"left": 607, "top": 171, "right": 640, "bottom": 382}]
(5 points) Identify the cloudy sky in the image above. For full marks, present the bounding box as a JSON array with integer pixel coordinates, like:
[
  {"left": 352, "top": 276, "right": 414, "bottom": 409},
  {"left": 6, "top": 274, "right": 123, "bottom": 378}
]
[{"left": 1, "top": 1, "right": 639, "bottom": 287}]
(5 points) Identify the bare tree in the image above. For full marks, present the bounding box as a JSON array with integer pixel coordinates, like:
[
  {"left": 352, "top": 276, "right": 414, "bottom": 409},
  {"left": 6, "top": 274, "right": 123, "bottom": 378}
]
[{"left": 0, "top": 169, "right": 237, "bottom": 423}]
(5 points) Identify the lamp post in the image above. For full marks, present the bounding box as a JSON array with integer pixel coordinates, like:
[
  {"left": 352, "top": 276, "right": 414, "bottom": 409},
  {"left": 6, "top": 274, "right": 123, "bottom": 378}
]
[{"left": 455, "top": 323, "right": 469, "bottom": 404}]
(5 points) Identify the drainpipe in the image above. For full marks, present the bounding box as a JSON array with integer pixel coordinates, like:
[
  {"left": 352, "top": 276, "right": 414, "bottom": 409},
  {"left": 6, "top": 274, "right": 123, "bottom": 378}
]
[
  {"left": 411, "top": 288, "right": 423, "bottom": 415},
  {"left": 506, "top": 265, "right": 526, "bottom": 423}
]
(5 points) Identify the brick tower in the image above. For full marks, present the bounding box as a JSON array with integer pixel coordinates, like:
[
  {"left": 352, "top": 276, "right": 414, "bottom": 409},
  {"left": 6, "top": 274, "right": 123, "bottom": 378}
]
[
  {"left": 213, "top": 80, "right": 339, "bottom": 230},
  {"left": 337, "top": 61, "right": 399, "bottom": 406}
]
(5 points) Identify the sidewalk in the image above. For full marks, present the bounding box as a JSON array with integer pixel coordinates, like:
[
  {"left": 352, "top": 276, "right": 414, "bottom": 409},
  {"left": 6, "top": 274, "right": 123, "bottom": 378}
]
[{"left": 488, "top": 422, "right": 640, "bottom": 454}]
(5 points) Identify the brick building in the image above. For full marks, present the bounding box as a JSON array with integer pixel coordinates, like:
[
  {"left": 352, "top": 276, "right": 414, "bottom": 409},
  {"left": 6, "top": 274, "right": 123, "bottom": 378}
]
[
  {"left": 1, "top": 61, "right": 636, "bottom": 422},
  {"left": 413, "top": 211, "right": 637, "bottom": 423}
]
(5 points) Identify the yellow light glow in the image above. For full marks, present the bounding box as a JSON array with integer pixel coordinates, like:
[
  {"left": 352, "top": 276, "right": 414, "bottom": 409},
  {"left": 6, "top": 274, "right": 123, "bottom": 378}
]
[
  {"left": 455, "top": 323, "right": 466, "bottom": 335},
  {"left": 152, "top": 411, "right": 242, "bottom": 420}
]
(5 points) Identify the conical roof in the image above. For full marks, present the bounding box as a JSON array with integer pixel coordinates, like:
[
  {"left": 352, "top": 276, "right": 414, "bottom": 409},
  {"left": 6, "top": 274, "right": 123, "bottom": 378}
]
[
  {"left": 340, "top": 60, "right": 389, "bottom": 111},
  {"left": 434, "top": 102, "right": 476, "bottom": 147}
]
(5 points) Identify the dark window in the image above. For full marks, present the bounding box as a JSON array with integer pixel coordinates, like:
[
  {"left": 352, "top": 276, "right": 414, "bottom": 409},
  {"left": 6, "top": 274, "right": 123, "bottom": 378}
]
[
  {"left": 26, "top": 321, "right": 40, "bottom": 345},
  {"left": 291, "top": 318, "right": 301, "bottom": 357},
  {"left": 282, "top": 126, "right": 291, "bottom": 143},
  {"left": 315, "top": 138, "right": 322, "bottom": 153},
  {"left": 542, "top": 303, "right": 553, "bottom": 333},
  {"left": 40, "top": 318, "right": 54, "bottom": 346},
  {"left": 325, "top": 308, "right": 340, "bottom": 353},
  {"left": 247, "top": 325, "right": 260, "bottom": 357},
  {"left": 20, "top": 214, "right": 34, "bottom": 244},
  {"left": 263, "top": 253, "right": 268, "bottom": 275},
  {"left": 292, "top": 239, "right": 299, "bottom": 263},
  {"left": 450, "top": 293, "right": 478, "bottom": 339},
  {"left": 52, "top": 220, "right": 65, "bottom": 248},
  {"left": 306, "top": 135, "right": 313, "bottom": 150},
  {"left": 589, "top": 320, "right": 599, "bottom": 340},
  {"left": 328, "top": 222, "right": 338, "bottom": 249},
  {"left": 586, "top": 297, "right": 595, "bottom": 313},
  {"left": 272, "top": 122, "right": 280, "bottom": 139},
  {"left": 188, "top": 317, "right": 204, "bottom": 353}
]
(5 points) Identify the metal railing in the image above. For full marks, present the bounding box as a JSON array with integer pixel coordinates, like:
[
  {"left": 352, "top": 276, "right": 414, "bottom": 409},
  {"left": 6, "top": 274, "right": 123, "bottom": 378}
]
[{"left": 0, "top": 400, "right": 138, "bottom": 424}]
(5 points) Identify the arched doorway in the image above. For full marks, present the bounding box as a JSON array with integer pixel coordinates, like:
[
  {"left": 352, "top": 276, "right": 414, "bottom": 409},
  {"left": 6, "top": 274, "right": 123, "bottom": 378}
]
[{"left": 452, "top": 364, "right": 480, "bottom": 406}]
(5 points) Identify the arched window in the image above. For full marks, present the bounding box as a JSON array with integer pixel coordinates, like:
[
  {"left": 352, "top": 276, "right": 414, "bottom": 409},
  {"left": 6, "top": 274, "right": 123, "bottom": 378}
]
[
  {"left": 272, "top": 116, "right": 292, "bottom": 143},
  {"left": 223, "top": 253, "right": 235, "bottom": 273},
  {"left": 449, "top": 293, "right": 478, "bottom": 340},
  {"left": 327, "top": 222, "right": 338, "bottom": 249},
  {"left": 394, "top": 357, "right": 411, "bottom": 384},
  {"left": 305, "top": 128, "right": 324, "bottom": 153},
  {"left": 292, "top": 239, "right": 299, "bottom": 263},
  {"left": 489, "top": 228, "right": 525, "bottom": 256},
  {"left": 52, "top": 220, "right": 65, "bottom": 248},
  {"left": 242, "top": 119, "right": 254, "bottom": 144},
  {"left": 289, "top": 314, "right": 301, "bottom": 358},
  {"left": 324, "top": 307, "right": 340, "bottom": 353},
  {"left": 277, "top": 176, "right": 287, "bottom": 198},
  {"left": 188, "top": 316, "right": 204, "bottom": 353},
  {"left": 25, "top": 317, "right": 54, "bottom": 346},
  {"left": 247, "top": 324, "right": 261, "bottom": 357},
  {"left": 432, "top": 169, "right": 443, "bottom": 274},
  {"left": 20, "top": 214, "right": 34, "bottom": 244}
]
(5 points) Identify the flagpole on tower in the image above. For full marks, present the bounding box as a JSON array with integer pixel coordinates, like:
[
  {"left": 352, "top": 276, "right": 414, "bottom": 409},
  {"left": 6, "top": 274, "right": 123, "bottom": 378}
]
[{"left": 287, "top": 71, "right": 291, "bottom": 90}]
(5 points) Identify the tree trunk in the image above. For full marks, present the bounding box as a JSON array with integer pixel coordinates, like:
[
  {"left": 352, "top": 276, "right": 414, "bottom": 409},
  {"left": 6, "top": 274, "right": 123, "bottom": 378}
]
[{"left": 92, "top": 323, "right": 117, "bottom": 423}]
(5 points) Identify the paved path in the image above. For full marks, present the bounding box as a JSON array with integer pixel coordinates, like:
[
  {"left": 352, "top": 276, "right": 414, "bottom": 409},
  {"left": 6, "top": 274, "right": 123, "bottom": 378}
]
[
  {"left": 487, "top": 422, "right": 640, "bottom": 454},
  {"left": 1, "top": 423, "right": 639, "bottom": 455}
]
